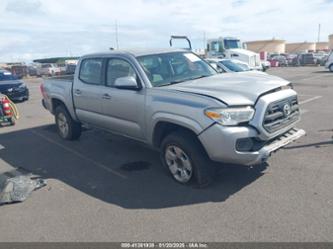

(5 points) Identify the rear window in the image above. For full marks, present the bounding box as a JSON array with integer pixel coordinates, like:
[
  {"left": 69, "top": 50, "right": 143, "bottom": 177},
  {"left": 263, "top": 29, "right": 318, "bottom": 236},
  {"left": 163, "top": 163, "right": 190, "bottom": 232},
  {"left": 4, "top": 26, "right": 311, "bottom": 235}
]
[{"left": 79, "top": 59, "right": 103, "bottom": 85}]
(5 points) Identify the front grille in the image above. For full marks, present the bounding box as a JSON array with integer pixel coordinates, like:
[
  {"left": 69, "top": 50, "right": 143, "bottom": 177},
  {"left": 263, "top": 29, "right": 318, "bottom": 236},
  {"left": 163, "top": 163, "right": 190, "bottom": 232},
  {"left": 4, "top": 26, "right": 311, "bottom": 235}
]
[{"left": 263, "top": 96, "right": 300, "bottom": 133}]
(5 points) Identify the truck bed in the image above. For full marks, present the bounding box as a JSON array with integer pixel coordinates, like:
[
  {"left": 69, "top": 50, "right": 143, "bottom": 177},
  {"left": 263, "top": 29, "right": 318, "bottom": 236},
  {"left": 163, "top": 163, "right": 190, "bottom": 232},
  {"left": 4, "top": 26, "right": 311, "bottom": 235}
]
[{"left": 42, "top": 75, "right": 76, "bottom": 118}]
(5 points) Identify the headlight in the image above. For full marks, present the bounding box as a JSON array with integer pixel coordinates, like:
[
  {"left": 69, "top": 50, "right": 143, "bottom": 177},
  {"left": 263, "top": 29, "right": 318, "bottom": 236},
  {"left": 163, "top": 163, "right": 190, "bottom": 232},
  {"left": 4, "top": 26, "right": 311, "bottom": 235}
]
[{"left": 204, "top": 106, "right": 255, "bottom": 126}]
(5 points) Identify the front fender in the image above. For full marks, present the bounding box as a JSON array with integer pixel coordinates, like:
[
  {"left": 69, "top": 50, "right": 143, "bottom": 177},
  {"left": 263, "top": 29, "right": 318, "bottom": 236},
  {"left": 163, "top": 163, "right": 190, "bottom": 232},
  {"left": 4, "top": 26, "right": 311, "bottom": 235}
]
[{"left": 147, "top": 112, "right": 209, "bottom": 145}]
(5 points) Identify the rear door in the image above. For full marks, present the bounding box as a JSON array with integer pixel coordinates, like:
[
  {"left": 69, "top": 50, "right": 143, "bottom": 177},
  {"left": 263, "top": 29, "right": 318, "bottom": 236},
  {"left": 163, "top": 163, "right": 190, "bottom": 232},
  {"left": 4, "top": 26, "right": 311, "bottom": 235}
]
[
  {"left": 99, "top": 57, "right": 146, "bottom": 140},
  {"left": 73, "top": 58, "right": 104, "bottom": 126}
]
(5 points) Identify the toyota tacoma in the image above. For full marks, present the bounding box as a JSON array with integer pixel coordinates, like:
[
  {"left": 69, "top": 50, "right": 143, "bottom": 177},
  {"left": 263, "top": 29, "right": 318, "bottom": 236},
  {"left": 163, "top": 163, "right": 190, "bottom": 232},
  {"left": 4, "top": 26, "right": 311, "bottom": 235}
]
[{"left": 41, "top": 49, "right": 305, "bottom": 186}]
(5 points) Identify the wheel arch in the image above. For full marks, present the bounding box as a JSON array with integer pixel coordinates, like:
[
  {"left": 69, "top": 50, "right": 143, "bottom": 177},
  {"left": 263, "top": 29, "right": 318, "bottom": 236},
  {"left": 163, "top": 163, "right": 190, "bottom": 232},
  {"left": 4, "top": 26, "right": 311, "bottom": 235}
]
[
  {"left": 152, "top": 119, "right": 204, "bottom": 149},
  {"left": 50, "top": 96, "right": 78, "bottom": 122},
  {"left": 51, "top": 98, "right": 66, "bottom": 114}
]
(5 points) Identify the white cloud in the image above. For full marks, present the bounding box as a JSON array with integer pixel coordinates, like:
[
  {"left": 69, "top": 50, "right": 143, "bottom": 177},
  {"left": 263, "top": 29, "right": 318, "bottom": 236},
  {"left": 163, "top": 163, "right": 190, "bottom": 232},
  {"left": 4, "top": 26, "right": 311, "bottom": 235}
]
[{"left": 0, "top": 0, "right": 332, "bottom": 62}]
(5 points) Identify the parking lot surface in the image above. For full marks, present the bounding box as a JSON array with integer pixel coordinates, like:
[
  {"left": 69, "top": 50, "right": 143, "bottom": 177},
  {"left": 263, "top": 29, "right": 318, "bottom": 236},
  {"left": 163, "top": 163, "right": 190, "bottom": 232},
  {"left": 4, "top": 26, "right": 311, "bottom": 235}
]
[{"left": 0, "top": 67, "right": 332, "bottom": 242}]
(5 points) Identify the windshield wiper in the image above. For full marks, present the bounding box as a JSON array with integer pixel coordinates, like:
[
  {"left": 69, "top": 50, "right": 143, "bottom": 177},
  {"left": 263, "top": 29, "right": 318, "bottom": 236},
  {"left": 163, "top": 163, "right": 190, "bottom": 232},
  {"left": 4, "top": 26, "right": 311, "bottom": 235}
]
[
  {"left": 189, "top": 74, "right": 211, "bottom": 80},
  {"left": 156, "top": 79, "right": 187, "bottom": 87},
  {"left": 156, "top": 75, "right": 211, "bottom": 87}
]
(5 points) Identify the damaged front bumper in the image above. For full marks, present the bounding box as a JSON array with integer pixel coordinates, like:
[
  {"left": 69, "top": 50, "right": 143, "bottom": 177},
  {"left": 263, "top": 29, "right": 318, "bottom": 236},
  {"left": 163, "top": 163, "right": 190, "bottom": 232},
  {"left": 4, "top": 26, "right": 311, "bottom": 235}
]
[
  {"left": 198, "top": 124, "right": 306, "bottom": 166},
  {"left": 251, "top": 128, "right": 306, "bottom": 165}
]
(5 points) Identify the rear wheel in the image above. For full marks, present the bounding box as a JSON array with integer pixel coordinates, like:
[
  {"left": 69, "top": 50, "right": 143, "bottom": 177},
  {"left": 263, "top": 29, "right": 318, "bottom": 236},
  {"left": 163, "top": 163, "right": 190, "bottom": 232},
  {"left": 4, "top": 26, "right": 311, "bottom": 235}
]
[
  {"left": 55, "top": 105, "right": 81, "bottom": 140},
  {"left": 160, "top": 131, "right": 214, "bottom": 187},
  {"left": 8, "top": 117, "right": 15, "bottom": 126}
]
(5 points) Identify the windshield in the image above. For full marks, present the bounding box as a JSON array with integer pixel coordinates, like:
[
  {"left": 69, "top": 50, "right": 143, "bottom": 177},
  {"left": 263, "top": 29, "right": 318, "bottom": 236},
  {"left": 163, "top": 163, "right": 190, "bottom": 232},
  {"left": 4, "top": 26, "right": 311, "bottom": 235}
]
[
  {"left": 137, "top": 52, "right": 216, "bottom": 87},
  {"left": 220, "top": 60, "right": 247, "bottom": 72},
  {"left": 223, "top": 39, "right": 242, "bottom": 49},
  {"left": 0, "top": 72, "right": 17, "bottom": 81}
]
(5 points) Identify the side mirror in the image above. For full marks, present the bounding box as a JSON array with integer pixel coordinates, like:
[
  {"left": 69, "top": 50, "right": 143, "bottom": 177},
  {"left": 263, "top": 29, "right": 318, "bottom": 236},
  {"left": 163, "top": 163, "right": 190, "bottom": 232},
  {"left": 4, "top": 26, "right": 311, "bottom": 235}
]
[{"left": 114, "top": 76, "right": 141, "bottom": 90}]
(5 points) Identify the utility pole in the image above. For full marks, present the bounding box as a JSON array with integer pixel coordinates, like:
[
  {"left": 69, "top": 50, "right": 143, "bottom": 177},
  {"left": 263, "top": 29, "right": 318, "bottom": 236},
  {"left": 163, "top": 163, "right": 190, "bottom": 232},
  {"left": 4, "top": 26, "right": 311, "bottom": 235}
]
[
  {"left": 203, "top": 31, "right": 206, "bottom": 50},
  {"left": 115, "top": 20, "right": 119, "bottom": 49},
  {"left": 317, "top": 23, "right": 321, "bottom": 43}
]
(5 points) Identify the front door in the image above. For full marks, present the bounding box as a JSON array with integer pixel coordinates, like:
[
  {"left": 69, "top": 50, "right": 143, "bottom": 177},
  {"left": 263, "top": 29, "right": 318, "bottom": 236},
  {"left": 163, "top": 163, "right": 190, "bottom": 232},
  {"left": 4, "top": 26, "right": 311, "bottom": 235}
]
[{"left": 99, "top": 57, "right": 146, "bottom": 141}]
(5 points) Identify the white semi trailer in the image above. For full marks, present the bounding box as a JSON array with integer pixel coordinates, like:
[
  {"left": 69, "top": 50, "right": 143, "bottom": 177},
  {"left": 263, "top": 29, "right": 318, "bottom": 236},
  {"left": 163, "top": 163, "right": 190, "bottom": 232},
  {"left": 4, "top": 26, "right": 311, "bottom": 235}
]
[{"left": 206, "top": 37, "right": 263, "bottom": 71}]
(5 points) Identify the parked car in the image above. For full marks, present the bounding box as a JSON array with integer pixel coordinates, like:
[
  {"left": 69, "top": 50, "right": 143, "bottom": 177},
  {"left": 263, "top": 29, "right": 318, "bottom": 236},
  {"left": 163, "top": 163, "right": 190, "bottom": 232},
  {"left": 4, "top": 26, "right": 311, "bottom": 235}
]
[
  {"left": 293, "top": 53, "right": 319, "bottom": 66},
  {"left": 38, "top": 63, "right": 61, "bottom": 76},
  {"left": 65, "top": 64, "right": 76, "bottom": 75},
  {"left": 4, "top": 65, "right": 27, "bottom": 79},
  {"left": 206, "top": 58, "right": 251, "bottom": 73},
  {"left": 0, "top": 69, "right": 29, "bottom": 102},
  {"left": 41, "top": 49, "right": 305, "bottom": 186},
  {"left": 286, "top": 54, "right": 298, "bottom": 65},
  {"left": 57, "top": 63, "right": 67, "bottom": 75},
  {"left": 320, "top": 54, "right": 329, "bottom": 66},
  {"left": 27, "top": 66, "right": 38, "bottom": 76},
  {"left": 268, "top": 53, "right": 279, "bottom": 59},
  {"left": 269, "top": 55, "right": 288, "bottom": 67},
  {"left": 325, "top": 51, "right": 333, "bottom": 72}
]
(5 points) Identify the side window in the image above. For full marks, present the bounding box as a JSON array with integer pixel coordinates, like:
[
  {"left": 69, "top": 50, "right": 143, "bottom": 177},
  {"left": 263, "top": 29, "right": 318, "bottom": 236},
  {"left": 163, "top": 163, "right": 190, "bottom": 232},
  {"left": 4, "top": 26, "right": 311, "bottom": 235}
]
[
  {"left": 79, "top": 58, "right": 103, "bottom": 85},
  {"left": 106, "top": 58, "right": 137, "bottom": 87}
]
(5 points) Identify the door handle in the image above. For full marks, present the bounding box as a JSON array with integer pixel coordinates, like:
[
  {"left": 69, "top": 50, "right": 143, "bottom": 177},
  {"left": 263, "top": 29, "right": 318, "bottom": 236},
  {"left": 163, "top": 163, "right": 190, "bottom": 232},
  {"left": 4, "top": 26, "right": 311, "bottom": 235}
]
[
  {"left": 74, "top": 89, "right": 82, "bottom": 96},
  {"left": 102, "top": 93, "right": 112, "bottom": 100}
]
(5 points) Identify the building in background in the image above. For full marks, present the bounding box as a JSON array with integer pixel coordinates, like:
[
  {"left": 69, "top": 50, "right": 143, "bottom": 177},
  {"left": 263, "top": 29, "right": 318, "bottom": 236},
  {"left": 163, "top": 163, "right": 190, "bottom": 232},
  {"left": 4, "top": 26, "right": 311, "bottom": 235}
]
[
  {"left": 285, "top": 42, "right": 316, "bottom": 53},
  {"left": 315, "top": 42, "right": 329, "bottom": 51},
  {"left": 245, "top": 39, "right": 286, "bottom": 54},
  {"left": 329, "top": 34, "right": 333, "bottom": 49}
]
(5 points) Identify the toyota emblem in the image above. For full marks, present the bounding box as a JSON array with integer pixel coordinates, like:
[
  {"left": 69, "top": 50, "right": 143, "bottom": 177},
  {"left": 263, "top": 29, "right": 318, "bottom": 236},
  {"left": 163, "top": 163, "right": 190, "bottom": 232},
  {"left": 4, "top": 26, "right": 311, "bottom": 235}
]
[{"left": 283, "top": 103, "right": 291, "bottom": 117}]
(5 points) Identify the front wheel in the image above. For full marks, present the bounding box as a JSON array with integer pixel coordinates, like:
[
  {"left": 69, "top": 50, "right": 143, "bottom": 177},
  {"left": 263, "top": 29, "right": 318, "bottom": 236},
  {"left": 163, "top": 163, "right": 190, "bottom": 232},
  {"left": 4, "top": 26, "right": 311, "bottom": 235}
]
[
  {"left": 160, "top": 131, "right": 214, "bottom": 187},
  {"left": 55, "top": 105, "right": 81, "bottom": 140},
  {"left": 329, "top": 64, "right": 333, "bottom": 72}
]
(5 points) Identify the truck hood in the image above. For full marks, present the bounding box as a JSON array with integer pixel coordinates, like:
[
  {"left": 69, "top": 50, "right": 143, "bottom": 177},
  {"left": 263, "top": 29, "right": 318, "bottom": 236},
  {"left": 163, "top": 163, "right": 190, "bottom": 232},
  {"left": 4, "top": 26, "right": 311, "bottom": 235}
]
[{"left": 164, "top": 73, "right": 290, "bottom": 106}]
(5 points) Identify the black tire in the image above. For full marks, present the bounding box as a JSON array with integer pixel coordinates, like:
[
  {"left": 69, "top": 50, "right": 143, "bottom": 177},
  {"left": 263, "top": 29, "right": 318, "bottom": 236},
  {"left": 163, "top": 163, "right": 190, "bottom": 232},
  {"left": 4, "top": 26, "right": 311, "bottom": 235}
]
[
  {"left": 329, "top": 64, "right": 333, "bottom": 72},
  {"left": 55, "top": 105, "right": 81, "bottom": 140},
  {"left": 8, "top": 117, "right": 15, "bottom": 126},
  {"left": 160, "top": 130, "right": 214, "bottom": 187}
]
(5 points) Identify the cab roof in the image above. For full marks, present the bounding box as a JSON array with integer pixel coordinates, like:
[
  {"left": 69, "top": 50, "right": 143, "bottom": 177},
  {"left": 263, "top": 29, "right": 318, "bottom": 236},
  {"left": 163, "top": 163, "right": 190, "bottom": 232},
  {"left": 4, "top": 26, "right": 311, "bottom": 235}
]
[{"left": 83, "top": 48, "right": 188, "bottom": 58}]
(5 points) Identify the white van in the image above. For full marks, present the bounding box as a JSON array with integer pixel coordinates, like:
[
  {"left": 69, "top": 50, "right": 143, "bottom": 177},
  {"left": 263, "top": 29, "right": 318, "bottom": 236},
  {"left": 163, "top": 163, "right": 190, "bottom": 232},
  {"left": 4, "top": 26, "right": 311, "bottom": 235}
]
[{"left": 38, "top": 63, "right": 61, "bottom": 76}]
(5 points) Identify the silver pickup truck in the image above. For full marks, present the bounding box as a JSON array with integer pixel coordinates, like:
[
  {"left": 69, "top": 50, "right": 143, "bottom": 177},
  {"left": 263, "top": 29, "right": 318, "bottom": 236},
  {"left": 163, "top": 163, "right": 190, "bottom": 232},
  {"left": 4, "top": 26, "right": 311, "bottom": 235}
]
[{"left": 41, "top": 49, "right": 305, "bottom": 186}]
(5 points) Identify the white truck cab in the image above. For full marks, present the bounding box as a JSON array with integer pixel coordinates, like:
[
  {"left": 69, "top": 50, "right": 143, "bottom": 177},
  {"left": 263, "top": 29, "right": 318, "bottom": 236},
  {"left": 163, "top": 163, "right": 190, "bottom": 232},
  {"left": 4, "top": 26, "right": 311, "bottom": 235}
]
[
  {"left": 207, "top": 37, "right": 263, "bottom": 71},
  {"left": 325, "top": 51, "right": 333, "bottom": 72}
]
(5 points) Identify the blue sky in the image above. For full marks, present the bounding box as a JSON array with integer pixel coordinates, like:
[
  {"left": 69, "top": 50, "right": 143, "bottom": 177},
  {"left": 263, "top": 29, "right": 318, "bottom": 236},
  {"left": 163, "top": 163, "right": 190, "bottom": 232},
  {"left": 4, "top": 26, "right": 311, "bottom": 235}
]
[{"left": 0, "top": 0, "right": 332, "bottom": 62}]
